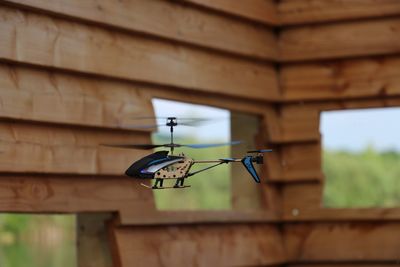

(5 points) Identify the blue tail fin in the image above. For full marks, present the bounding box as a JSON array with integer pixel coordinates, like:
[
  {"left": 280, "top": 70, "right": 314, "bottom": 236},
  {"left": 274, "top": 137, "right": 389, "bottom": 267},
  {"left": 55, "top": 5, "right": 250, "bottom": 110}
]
[{"left": 241, "top": 156, "right": 260, "bottom": 183}]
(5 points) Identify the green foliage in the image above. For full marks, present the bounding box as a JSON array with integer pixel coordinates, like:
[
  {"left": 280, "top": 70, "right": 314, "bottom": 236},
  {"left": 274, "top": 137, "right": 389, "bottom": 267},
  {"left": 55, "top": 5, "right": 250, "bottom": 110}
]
[
  {"left": 153, "top": 134, "right": 231, "bottom": 210},
  {"left": 0, "top": 214, "right": 76, "bottom": 267},
  {"left": 323, "top": 146, "right": 400, "bottom": 207}
]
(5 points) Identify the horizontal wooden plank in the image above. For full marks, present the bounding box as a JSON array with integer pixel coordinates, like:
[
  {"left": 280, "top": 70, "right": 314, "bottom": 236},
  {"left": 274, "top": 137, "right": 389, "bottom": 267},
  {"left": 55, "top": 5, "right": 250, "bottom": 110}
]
[
  {"left": 261, "top": 104, "right": 320, "bottom": 143},
  {"left": 0, "top": 176, "right": 155, "bottom": 213},
  {"left": 264, "top": 145, "right": 283, "bottom": 181},
  {"left": 0, "top": 63, "right": 155, "bottom": 129},
  {"left": 280, "top": 18, "right": 400, "bottom": 62},
  {"left": 283, "top": 183, "right": 323, "bottom": 220},
  {"left": 0, "top": 122, "right": 149, "bottom": 174},
  {"left": 280, "top": 143, "right": 322, "bottom": 181},
  {"left": 0, "top": 5, "right": 279, "bottom": 101},
  {"left": 282, "top": 98, "right": 400, "bottom": 114},
  {"left": 279, "top": 0, "right": 400, "bottom": 25},
  {"left": 143, "top": 81, "right": 275, "bottom": 114},
  {"left": 286, "top": 207, "right": 400, "bottom": 222},
  {"left": 265, "top": 143, "right": 322, "bottom": 182},
  {"left": 0, "top": 175, "right": 279, "bottom": 225},
  {"left": 279, "top": 104, "right": 320, "bottom": 142},
  {"left": 285, "top": 222, "right": 400, "bottom": 262},
  {"left": 180, "top": 0, "right": 278, "bottom": 25},
  {"left": 119, "top": 209, "right": 279, "bottom": 225},
  {"left": 110, "top": 224, "right": 286, "bottom": 267},
  {"left": 282, "top": 56, "right": 400, "bottom": 101},
  {"left": 283, "top": 183, "right": 400, "bottom": 221},
  {"left": 3, "top": 0, "right": 278, "bottom": 60},
  {"left": 0, "top": 62, "right": 278, "bottom": 131}
]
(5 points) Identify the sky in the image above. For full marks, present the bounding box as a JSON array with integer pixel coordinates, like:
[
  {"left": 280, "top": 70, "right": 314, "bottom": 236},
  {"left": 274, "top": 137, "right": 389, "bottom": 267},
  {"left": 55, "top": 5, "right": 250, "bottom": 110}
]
[
  {"left": 153, "top": 99, "right": 400, "bottom": 152},
  {"left": 320, "top": 107, "right": 400, "bottom": 152},
  {"left": 152, "top": 98, "right": 230, "bottom": 142}
]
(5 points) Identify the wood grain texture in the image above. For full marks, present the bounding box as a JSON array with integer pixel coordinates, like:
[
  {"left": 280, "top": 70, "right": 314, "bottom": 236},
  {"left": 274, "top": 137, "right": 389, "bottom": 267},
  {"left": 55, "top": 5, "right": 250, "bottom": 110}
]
[
  {"left": 3, "top": 0, "right": 278, "bottom": 60},
  {"left": 283, "top": 183, "right": 323, "bottom": 220},
  {"left": 282, "top": 56, "right": 400, "bottom": 101},
  {"left": 261, "top": 104, "right": 320, "bottom": 144},
  {"left": 265, "top": 143, "right": 322, "bottom": 182},
  {"left": 0, "top": 62, "right": 277, "bottom": 130},
  {"left": 285, "top": 206, "right": 400, "bottom": 222},
  {"left": 262, "top": 105, "right": 283, "bottom": 143},
  {"left": 143, "top": 85, "right": 275, "bottom": 115},
  {"left": 77, "top": 213, "right": 113, "bottom": 267},
  {"left": 119, "top": 209, "right": 279, "bottom": 225},
  {"left": 281, "top": 97, "right": 400, "bottom": 114},
  {"left": 179, "top": 0, "right": 278, "bottom": 25},
  {"left": 110, "top": 224, "right": 286, "bottom": 267},
  {"left": 264, "top": 145, "right": 282, "bottom": 181},
  {"left": 280, "top": 143, "right": 323, "bottom": 182},
  {"left": 279, "top": 104, "right": 320, "bottom": 142},
  {"left": 0, "top": 122, "right": 149, "bottom": 174},
  {"left": 284, "top": 222, "right": 400, "bottom": 262},
  {"left": 0, "top": 176, "right": 155, "bottom": 213},
  {"left": 231, "top": 112, "right": 264, "bottom": 210},
  {"left": 279, "top": 0, "right": 400, "bottom": 25},
  {"left": 0, "top": 63, "right": 154, "bottom": 129},
  {"left": 280, "top": 18, "right": 400, "bottom": 62},
  {"left": 0, "top": 176, "right": 278, "bottom": 226},
  {"left": 0, "top": 6, "right": 279, "bottom": 101}
]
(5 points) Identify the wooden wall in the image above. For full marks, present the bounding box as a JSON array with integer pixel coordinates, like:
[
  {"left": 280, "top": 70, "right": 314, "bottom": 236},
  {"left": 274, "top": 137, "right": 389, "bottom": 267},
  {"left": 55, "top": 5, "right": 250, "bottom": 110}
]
[
  {"left": 0, "top": 1, "right": 284, "bottom": 267},
  {"left": 277, "top": 1, "right": 400, "bottom": 266},
  {"left": 1, "top": 0, "right": 400, "bottom": 266}
]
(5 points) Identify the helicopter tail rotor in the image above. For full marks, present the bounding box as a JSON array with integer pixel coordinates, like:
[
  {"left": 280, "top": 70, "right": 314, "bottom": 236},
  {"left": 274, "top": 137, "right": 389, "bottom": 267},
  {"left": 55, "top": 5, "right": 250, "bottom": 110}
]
[{"left": 241, "top": 149, "right": 273, "bottom": 183}]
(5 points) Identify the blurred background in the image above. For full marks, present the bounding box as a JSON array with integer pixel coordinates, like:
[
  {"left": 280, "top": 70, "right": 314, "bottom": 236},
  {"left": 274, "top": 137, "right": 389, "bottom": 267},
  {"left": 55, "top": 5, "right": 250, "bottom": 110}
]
[
  {"left": 0, "top": 214, "right": 76, "bottom": 267},
  {"left": 4, "top": 102, "right": 400, "bottom": 266},
  {"left": 322, "top": 107, "right": 400, "bottom": 207},
  {"left": 1, "top": 0, "right": 400, "bottom": 266}
]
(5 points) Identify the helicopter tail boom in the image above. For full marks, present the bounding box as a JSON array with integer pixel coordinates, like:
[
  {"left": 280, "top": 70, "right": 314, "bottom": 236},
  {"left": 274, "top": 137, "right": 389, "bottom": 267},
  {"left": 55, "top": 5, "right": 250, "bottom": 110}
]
[{"left": 193, "top": 149, "right": 272, "bottom": 183}]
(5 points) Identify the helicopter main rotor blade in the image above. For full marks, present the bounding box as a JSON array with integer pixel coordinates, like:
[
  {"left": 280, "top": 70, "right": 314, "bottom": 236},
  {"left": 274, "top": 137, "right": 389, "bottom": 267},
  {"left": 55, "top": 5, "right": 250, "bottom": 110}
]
[
  {"left": 121, "top": 116, "right": 227, "bottom": 128},
  {"left": 123, "top": 116, "right": 226, "bottom": 120},
  {"left": 247, "top": 149, "right": 273, "bottom": 153},
  {"left": 121, "top": 120, "right": 216, "bottom": 129},
  {"left": 183, "top": 141, "right": 242, "bottom": 149},
  {"left": 101, "top": 143, "right": 164, "bottom": 149},
  {"left": 102, "top": 141, "right": 243, "bottom": 150},
  {"left": 122, "top": 124, "right": 165, "bottom": 129}
]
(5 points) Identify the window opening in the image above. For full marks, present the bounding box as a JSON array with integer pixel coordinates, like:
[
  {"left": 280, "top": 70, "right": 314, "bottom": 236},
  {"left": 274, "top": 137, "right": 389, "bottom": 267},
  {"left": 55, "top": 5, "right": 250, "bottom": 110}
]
[
  {"left": 321, "top": 107, "right": 400, "bottom": 207},
  {"left": 152, "top": 99, "right": 231, "bottom": 210}
]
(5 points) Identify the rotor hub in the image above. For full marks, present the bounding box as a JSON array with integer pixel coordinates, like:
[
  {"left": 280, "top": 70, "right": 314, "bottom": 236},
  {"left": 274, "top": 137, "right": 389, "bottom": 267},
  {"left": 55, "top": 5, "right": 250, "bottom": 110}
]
[{"left": 166, "top": 117, "right": 177, "bottom": 127}]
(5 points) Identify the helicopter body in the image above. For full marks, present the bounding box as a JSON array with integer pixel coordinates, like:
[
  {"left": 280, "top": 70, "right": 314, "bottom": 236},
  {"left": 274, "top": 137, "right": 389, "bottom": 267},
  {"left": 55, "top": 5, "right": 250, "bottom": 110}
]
[
  {"left": 125, "top": 150, "right": 193, "bottom": 180},
  {"left": 124, "top": 149, "right": 266, "bottom": 189},
  {"left": 105, "top": 117, "right": 272, "bottom": 189}
]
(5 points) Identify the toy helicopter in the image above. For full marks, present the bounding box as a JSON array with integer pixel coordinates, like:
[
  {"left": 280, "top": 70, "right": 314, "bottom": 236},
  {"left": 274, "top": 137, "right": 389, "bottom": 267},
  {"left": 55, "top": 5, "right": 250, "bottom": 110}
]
[{"left": 104, "top": 117, "right": 272, "bottom": 189}]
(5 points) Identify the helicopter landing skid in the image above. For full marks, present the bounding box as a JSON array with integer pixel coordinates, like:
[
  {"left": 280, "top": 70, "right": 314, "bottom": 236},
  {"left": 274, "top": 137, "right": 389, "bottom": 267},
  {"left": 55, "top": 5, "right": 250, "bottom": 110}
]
[{"left": 140, "top": 183, "right": 191, "bottom": 190}]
